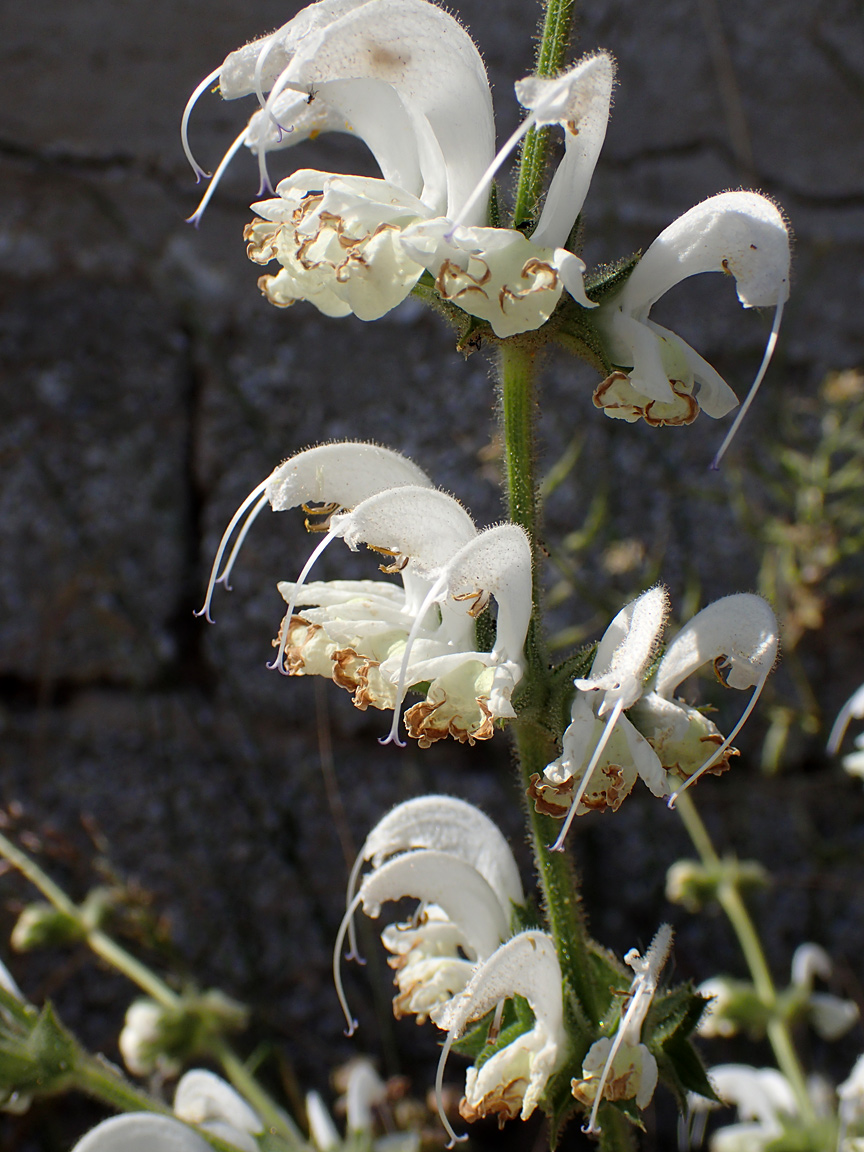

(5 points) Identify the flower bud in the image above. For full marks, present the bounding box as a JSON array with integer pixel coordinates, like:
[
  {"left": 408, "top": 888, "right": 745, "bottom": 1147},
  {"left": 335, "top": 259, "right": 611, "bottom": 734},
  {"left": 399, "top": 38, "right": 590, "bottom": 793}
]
[
  {"left": 10, "top": 903, "right": 83, "bottom": 952},
  {"left": 118, "top": 991, "right": 248, "bottom": 1078}
]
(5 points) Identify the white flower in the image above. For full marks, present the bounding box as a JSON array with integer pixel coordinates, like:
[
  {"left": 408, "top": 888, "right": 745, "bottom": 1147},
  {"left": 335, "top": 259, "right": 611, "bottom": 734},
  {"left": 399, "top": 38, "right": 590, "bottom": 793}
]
[
  {"left": 306, "top": 1058, "right": 395, "bottom": 1151},
  {"left": 118, "top": 999, "right": 180, "bottom": 1079},
  {"left": 839, "top": 1054, "right": 864, "bottom": 1134},
  {"left": 594, "top": 191, "right": 791, "bottom": 460},
  {"left": 71, "top": 1071, "right": 263, "bottom": 1152},
  {"left": 433, "top": 931, "right": 566, "bottom": 1140},
  {"left": 695, "top": 1065, "right": 799, "bottom": 1152},
  {"left": 183, "top": 0, "right": 614, "bottom": 335},
  {"left": 572, "top": 924, "right": 672, "bottom": 1134},
  {"left": 334, "top": 796, "right": 523, "bottom": 1032},
  {"left": 538, "top": 591, "right": 778, "bottom": 846},
  {"left": 789, "top": 944, "right": 859, "bottom": 1041},
  {"left": 645, "top": 593, "right": 779, "bottom": 806},
  {"left": 538, "top": 587, "right": 671, "bottom": 850},
  {"left": 197, "top": 442, "right": 531, "bottom": 746}
]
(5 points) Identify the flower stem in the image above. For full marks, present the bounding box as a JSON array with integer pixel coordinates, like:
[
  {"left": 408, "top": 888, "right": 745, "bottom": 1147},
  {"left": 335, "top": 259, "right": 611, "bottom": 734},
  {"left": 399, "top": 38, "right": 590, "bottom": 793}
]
[
  {"left": 513, "top": 0, "right": 577, "bottom": 228},
  {"left": 497, "top": 341, "right": 601, "bottom": 1031},
  {"left": 673, "top": 792, "right": 816, "bottom": 1124},
  {"left": 0, "top": 830, "right": 302, "bottom": 1145}
]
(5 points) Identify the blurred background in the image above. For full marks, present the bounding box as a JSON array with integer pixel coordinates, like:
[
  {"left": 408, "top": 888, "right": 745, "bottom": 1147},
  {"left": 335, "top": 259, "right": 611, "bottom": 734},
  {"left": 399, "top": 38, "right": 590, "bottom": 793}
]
[{"left": 1, "top": 0, "right": 863, "bottom": 1147}]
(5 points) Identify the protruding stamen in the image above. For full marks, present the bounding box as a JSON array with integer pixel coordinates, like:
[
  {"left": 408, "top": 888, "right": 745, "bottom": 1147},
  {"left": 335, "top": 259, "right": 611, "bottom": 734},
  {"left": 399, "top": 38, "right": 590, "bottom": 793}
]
[
  {"left": 826, "top": 682, "right": 864, "bottom": 754},
  {"left": 186, "top": 126, "right": 250, "bottom": 227},
  {"left": 216, "top": 492, "right": 269, "bottom": 592},
  {"left": 435, "top": 1031, "right": 468, "bottom": 1148},
  {"left": 550, "top": 698, "right": 625, "bottom": 852},
  {"left": 332, "top": 892, "right": 364, "bottom": 1037},
  {"left": 344, "top": 847, "right": 369, "bottom": 965},
  {"left": 253, "top": 36, "right": 277, "bottom": 109},
  {"left": 181, "top": 66, "right": 223, "bottom": 182},
  {"left": 267, "top": 529, "right": 338, "bottom": 673},
  {"left": 711, "top": 296, "right": 785, "bottom": 470},
  {"left": 379, "top": 572, "right": 449, "bottom": 747},
  {"left": 668, "top": 672, "right": 769, "bottom": 807},
  {"left": 195, "top": 479, "right": 270, "bottom": 622}
]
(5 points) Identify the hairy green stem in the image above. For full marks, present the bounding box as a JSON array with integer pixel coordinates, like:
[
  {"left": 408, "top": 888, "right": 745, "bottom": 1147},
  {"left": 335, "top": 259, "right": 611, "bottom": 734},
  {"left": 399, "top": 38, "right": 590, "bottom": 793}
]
[
  {"left": 213, "top": 1041, "right": 304, "bottom": 1144},
  {"left": 673, "top": 792, "right": 816, "bottom": 1124},
  {"left": 513, "top": 0, "right": 577, "bottom": 228},
  {"left": 497, "top": 340, "right": 602, "bottom": 1030},
  {"left": 512, "top": 718, "right": 600, "bottom": 1026}
]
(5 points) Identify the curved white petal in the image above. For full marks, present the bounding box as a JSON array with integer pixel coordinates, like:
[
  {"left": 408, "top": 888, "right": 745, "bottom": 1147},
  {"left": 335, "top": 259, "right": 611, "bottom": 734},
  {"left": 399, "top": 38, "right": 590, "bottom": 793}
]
[
  {"left": 618, "top": 192, "right": 790, "bottom": 316},
  {"left": 524, "top": 53, "right": 615, "bottom": 250},
  {"left": 330, "top": 486, "right": 477, "bottom": 575},
  {"left": 580, "top": 586, "right": 669, "bottom": 714},
  {"left": 655, "top": 594, "right": 778, "bottom": 698},
  {"left": 356, "top": 796, "right": 524, "bottom": 916},
  {"left": 443, "top": 525, "right": 532, "bottom": 667},
  {"left": 306, "top": 1091, "right": 341, "bottom": 1152},
  {"left": 435, "top": 930, "right": 562, "bottom": 1039},
  {"left": 256, "top": 0, "right": 493, "bottom": 217},
  {"left": 174, "top": 1070, "right": 262, "bottom": 1138},
  {"left": 265, "top": 441, "right": 433, "bottom": 511},
  {"left": 789, "top": 943, "right": 832, "bottom": 991},
  {"left": 358, "top": 849, "right": 510, "bottom": 962},
  {"left": 346, "top": 1059, "right": 387, "bottom": 1133},
  {"left": 643, "top": 320, "right": 739, "bottom": 418},
  {"left": 827, "top": 680, "right": 864, "bottom": 754},
  {"left": 71, "top": 1114, "right": 213, "bottom": 1152}
]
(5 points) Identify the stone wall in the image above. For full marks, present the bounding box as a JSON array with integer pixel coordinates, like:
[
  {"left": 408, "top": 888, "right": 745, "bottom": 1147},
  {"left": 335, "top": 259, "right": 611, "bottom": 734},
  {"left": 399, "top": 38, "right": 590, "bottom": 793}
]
[{"left": 1, "top": 1, "right": 863, "bottom": 1148}]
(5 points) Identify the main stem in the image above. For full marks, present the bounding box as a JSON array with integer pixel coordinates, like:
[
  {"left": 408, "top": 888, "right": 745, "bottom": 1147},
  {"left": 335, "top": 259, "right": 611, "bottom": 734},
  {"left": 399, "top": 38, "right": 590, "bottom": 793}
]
[
  {"left": 497, "top": 342, "right": 600, "bottom": 1033},
  {"left": 673, "top": 793, "right": 816, "bottom": 1124}
]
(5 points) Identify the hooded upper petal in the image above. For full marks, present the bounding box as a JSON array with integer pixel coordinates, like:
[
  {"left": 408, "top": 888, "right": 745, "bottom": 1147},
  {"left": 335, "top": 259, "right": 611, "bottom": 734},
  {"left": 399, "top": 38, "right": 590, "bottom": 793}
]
[
  {"left": 654, "top": 594, "right": 779, "bottom": 698},
  {"left": 71, "top": 1114, "right": 215, "bottom": 1152},
  {"left": 198, "top": 0, "right": 495, "bottom": 220},
  {"left": 521, "top": 53, "right": 615, "bottom": 251},
  {"left": 434, "top": 931, "right": 566, "bottom": 1125}
]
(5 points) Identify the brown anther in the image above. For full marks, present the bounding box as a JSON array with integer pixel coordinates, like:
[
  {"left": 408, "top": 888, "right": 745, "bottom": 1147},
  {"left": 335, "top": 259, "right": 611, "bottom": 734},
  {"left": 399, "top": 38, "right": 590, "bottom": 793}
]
[{"left": 713, "top": 655, "right": 733, "bottom": 686}]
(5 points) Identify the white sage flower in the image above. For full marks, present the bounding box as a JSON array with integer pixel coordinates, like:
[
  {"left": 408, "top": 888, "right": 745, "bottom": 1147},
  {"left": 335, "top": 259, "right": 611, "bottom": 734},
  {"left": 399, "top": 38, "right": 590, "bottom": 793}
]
[
  {"left": 594, "top": 191, "right": 791, "bottom": 461},
  {"left": 538, "top": 590, "right": 778, "bottom": 846},
  {"left": 646, "top": 593, "right": 779, "bottom": 806},
  {"left": 71, "top": 1070, "right": 263, "bottom": 1152},
  {"left": 696, "top": 1064, "right": 799, "bottom": 1152},
  {"left": 789, "top": 944, "right": 859, "bottom": 1041},
  {"left": 197, "top": 442, "right": 531, "bottom": 746},
  {"left": 183, "top": 0, "right": 614, "bottom": 335},
  {"left": 335, "top": 797, "right": 523, "bottom": 1032},
  {"left": 572, "top": 924, "right": 672, "bottom": 1135},
  {"left": 538, "top": 587, "right": 670, "bottom": 851},
  {"left": 118, "top": 999, "right": 181, "bottom": 1079},
  {"left": 432, "top": 931, "right": 566, "bottom": 1141}
]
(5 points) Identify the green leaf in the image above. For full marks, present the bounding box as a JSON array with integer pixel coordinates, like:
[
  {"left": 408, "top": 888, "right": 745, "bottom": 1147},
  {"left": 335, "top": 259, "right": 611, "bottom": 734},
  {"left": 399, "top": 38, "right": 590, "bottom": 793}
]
[{"left": 583, "top": 252, "right": 642, "bottom": 304}]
